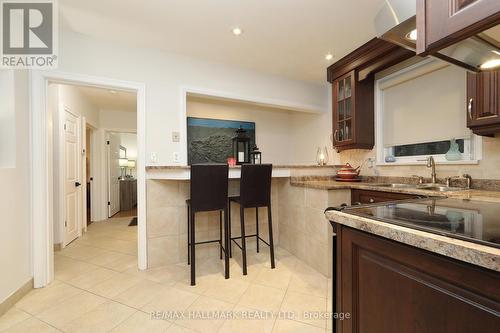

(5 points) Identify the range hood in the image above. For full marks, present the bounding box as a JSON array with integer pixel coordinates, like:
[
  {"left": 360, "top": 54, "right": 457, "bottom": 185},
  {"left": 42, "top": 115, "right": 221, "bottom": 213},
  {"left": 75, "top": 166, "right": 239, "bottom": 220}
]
[{"left": 374, "top": 0, "right": 500, "bottom": 72}]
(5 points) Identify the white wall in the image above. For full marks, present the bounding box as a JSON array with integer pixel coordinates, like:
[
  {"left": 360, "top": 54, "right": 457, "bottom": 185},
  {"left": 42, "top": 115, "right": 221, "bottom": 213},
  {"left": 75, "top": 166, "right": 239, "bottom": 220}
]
[
  {"left": 0, "top": 71, "right": 16, "bottom": 168},
  {"left": 57, "top": 84, "right": 100, "bottom": 127},
  {"left": 0, "top": 71, "right": 32, "bottom": 303},
  {"left": 57, "top": 29, "right": 329, "bottom": 165},
  {"left": 100, "top": 109, "right": 137, "bottom": 132}
]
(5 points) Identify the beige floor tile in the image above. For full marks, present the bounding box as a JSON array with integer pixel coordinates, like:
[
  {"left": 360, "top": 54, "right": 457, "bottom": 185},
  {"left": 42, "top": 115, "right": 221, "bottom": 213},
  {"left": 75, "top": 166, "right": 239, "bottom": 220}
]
[
  {"left": 15, "top": 282, "right": 81, "bottom": 315},
  {"left": 0, "top": 308, "right": 31, "bottom": 331},
  {"left": 175, "top": 296, "right": 234, "bottom": 333},
  {"left": 2, "top": 317, "right": 60, "bottom": 333},
  {"left": 110, "top": 311, "right": 171, "bottom": 333},
  {"left": 218, "top": 305, "right": 275, "bottom": 333},
  {"left": 142, "top": 286, "right": 199, "bottom": 313},
  {"left": 202, "top": 278, "right": 250, "bottom": 304},
  {"left": 279, "top": 291, "right": 327, "bottom": 328},
  {"left": 66, "top": 268, "right": 120, "bottom": 290},
  {"left": 237, "top": 283, "right": 285, "bottom": 313},
  {"left": 254, "top": 267, "right": 293, "bottom": 290},
  {"left": 58, "top": 244, "right": 109, "bottom": 261},
  {"left": 86, "top": 251, "right": 132, "bottom": 267},
  {"left": 288, "top": 265, "right": 328, "bottom": 298},
  {"left": 87, "top": 274, "right": 143, "bottom": 299},
  {"left": 36, "top": 291, "right": 107, "bottom": 328},
  {"left": 113, "top": 280, "right": 168, "bottom": 309},
  {"left": 165, "top": 324, "right": 197, "bottom": 332},
  {"left": 103, "top": 255, "right": 138, "bottom": 272},
  {"left": 54, "top": 259, "right": 100, "bottom": 282},
  {"left": 272, "top": 319, "right": 324, "bottom": 333},
  {"left": 124, "top": 264, "right": 186, "bottom": 285},
  {"left": 61, "top": 300, "right": 135, "bottom": 333},
  {"left": 173, "top": 273, "right": 220, "bottom": 296}
]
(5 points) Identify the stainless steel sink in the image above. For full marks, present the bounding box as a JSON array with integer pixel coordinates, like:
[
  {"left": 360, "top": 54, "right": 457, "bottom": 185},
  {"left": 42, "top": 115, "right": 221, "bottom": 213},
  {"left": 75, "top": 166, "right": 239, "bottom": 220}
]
[
  {"left": 373, "top": 183, "right": 467, "bottom": 192},
  {"left": 373, "top": 183, "right": 418, "bottom": 189}
]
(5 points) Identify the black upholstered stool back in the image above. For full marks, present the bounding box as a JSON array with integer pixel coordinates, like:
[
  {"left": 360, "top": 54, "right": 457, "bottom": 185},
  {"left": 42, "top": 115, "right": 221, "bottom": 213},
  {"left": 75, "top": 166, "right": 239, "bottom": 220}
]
[
  {"left": 240, "top": 164, "right": 272, "bottom": 208},
  {"left": 190, "top": 164, "right": 229, "bottom": 213}
]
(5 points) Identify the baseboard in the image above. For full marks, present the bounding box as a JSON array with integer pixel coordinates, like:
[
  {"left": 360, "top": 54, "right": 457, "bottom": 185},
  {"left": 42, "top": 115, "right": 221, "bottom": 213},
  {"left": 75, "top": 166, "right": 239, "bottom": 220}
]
[
  {"left": 0, "top": 278, "right": 33, "bottom": 317},
  {"left": 54, "top": 243, "right": 62, "bottom": 252}
]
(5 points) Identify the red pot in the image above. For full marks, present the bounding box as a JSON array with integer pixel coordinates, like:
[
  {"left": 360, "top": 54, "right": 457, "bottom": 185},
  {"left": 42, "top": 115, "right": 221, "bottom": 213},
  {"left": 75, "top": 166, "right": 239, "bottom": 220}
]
[{"left": 336, "top": 163, "right": 360, "bottom": 179}]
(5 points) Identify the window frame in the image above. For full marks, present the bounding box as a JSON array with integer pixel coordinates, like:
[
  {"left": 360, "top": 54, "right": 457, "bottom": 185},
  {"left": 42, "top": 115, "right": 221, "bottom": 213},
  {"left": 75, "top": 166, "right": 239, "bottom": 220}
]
[{"left": 375, "top": 58, "right": 482, "bottom": 166}]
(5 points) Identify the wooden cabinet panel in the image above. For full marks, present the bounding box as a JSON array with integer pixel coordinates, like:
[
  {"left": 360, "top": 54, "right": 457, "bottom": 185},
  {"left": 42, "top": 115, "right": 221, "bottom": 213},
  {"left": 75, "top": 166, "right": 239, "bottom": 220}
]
[
  {"left": 416, "top": 0, "right": 500, "bottom": 55},
  {"left": 351, "top": 189, "right": 419, "bottom": 205},
  {"left": 467, "top": 70, "right": 500, "bottom": 135},
  {"left": 120, "top": 179, "right": 137, "bottom": 211},
  {"left": 335, "top": 226, "right": 500, "bottom": 333}
]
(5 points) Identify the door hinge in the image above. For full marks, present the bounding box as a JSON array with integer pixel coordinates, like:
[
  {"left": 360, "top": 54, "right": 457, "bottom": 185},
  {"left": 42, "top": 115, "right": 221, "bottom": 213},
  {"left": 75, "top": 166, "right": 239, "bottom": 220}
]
[
  {"left": 64, "top": 220, "right": 67, "bottom": 227},
  {"left": 108, "top": 201, "right": 111, "bottom": 206},
  {"left": 107, "top": 140, "right": 110, "bottom": 145},
  {"left": 64, "top": 124, "right": 66, "bottom": 130}
]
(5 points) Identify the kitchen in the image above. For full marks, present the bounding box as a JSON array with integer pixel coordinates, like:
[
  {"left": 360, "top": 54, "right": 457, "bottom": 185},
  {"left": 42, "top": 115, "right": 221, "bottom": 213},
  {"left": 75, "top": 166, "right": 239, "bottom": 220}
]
[{"left": 0, "top": 0, "right": 499, "bottom": 332}]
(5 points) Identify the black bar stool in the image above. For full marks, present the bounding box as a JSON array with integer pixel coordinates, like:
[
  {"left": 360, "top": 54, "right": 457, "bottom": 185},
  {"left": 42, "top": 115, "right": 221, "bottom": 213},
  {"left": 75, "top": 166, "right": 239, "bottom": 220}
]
[
  {"left": 229, "top": 164, "right": 275, "bottom": 275},
  {"left": 186, "top": 164, "right": 230, "bottom": 285}
]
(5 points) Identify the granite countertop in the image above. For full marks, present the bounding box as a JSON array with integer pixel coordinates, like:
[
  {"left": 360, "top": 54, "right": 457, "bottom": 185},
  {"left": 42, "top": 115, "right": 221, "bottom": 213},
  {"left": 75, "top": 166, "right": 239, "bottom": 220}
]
[
  {"left": 325, "top": 208, "right": 500, "bottom": 272},
  {"left": 291, "top": 180, "right": 500, "bottom": 203},
  {"left": 147, "top": 164, "right": 338, "bottom": 170}
]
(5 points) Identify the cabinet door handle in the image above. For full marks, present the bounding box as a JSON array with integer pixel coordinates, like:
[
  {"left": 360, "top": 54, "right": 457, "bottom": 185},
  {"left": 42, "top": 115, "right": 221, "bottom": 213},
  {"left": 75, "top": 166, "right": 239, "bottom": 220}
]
[
  {"left": 369, "top": 198, "right": 375, "bottom": 203},
  {"left": 468, "top": 98, "right": 473, "bottom": 119}
]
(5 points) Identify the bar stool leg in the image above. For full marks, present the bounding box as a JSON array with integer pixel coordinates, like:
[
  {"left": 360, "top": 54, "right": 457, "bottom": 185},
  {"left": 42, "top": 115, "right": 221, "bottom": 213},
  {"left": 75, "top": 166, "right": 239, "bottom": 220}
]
[
  {"left": 267, "top": 204, "right": 276, "bottom": 269},
  {"left": 187, "top": 205, "right": 190, "bottom": 265},
  {"left": 240, "top": 205, "right": 248, "bottom": 275},
  {"left": 228, "top": 201, "right": 232, "bottom": 258},
  {"left": 219, "top": 211, "right": 223, "bottom": 260},
  {"left": 224, "top": 207, "right": 230, "bottom": 279},
  {"left": 256, "top": 207, "right": 260, "bottom": 253},
  {"left": 190, "top": 210, "right": 196, "bottom": 285}
]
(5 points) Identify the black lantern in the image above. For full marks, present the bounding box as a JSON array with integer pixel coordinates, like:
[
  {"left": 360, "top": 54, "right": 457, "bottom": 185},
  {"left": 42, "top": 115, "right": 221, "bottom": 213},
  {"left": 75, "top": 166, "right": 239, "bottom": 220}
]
[
  {"left": 250, "top": 145, "right": 262, "bottom": 164},
  {"left": 232, "top": 126, "right": 251, "bottom": 165}
]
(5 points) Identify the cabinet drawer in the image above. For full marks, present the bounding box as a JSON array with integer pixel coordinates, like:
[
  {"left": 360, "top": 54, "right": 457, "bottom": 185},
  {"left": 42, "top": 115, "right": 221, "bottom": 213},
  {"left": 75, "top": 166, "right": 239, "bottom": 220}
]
[{"left": 351, "top": 189, "right": 419, "bottom": 205}]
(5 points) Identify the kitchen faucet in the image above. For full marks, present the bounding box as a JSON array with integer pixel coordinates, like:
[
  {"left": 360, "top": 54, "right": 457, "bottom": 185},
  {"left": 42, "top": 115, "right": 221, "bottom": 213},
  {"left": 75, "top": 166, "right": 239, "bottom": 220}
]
[{"left": 418, "top": 156, "right": 437, "bottom": 184}]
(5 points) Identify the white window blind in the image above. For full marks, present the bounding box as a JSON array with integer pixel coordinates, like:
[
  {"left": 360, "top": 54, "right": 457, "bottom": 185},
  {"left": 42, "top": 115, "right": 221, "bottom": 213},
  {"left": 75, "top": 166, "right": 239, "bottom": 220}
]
[{"left": 380, "top": 61, "right": 471, "bottom": 147}]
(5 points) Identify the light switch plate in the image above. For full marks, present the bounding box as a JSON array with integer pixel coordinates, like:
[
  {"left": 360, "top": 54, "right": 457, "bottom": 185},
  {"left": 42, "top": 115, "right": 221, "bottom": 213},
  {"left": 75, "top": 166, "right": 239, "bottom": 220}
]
[
  {"left": 172, "top": 132, "right": 180, "bottom": 142},
  {"left": 173, "top": 152, "right": 180, "bottom": 163},
  {"left": 150, "top": 152, "right": 158, "bottom": 163}
]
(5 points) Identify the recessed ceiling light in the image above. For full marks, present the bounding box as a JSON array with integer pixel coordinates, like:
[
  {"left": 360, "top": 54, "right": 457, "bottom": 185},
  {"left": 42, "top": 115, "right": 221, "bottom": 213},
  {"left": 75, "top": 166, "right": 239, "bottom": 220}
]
[
  {"left": 109, "top": 90, "right": 117, "bottom": 95},
  {"left": 405, "top": 29, "right": 417, "bottom": 41},
  {"left": 480, "top": 59, "right": 500, "bottom": 70},
  {"left": 232, "top": 27, "right": 243, "bottom": 36},
  {"left": 325, "top": 53, "right": 334, "bottom": 61}
]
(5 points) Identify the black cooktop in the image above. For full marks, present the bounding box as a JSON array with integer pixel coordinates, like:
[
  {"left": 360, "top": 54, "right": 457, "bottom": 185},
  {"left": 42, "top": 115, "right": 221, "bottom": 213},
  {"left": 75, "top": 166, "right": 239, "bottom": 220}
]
[{"left": 341, "top": 197, "right": 500, "bottom": 249}]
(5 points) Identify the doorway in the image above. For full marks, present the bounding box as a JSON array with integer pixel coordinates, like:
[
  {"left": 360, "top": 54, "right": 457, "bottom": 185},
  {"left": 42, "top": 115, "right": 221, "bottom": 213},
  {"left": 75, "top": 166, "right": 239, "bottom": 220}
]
[{"left": 31, "top": 71, "right": 146, "bottom": 288}]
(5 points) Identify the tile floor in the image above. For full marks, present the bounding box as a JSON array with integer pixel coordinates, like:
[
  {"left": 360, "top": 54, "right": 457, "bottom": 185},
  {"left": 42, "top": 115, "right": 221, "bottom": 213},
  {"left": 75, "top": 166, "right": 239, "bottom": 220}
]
[{"left": 0, "top": 216, "right": 333, "bottom": 332}]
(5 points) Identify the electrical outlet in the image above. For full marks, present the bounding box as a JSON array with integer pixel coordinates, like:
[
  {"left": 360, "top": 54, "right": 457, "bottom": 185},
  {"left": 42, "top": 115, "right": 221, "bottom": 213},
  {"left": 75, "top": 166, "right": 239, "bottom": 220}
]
[
  {"left": 173, "top": 152, "right": 180, "bottom": 163},
  {"left": 150, "top": 152, "right": 158, "bottom": 163},
  {"left": 172, "top": 132, "right": 180, "bottom": 142}
]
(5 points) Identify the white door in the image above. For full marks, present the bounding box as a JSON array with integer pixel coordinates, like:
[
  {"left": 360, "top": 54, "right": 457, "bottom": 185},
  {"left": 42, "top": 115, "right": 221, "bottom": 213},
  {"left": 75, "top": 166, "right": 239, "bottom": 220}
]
[
  {"left": 81, "top": 118, "right": 88, "bottom": 233},
  {"left": 64, "top": 110, "right": 82, "bottom": 246},
  {"left": 107, "top": 132, "right": 121, "bottom": 217}
]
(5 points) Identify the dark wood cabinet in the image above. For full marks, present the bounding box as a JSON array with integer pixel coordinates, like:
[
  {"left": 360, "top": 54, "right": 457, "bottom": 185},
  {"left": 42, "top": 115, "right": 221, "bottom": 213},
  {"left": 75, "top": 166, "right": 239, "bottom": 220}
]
[
  {"left": 416, "top": 0, "right": 500, "bottom": 55},
  {"left": 327, "top": 38, "right": 414, "bottom": 152},
  {"left": 331, "top": 71, "right": 374, "bottom": 151},
  {"left": 351, "top": 189, "right": 419, "bottom": 205},
  {"left": 334, "top": 225, "right": 500, "bottom": 333},
  {"left": 467, "top": 70, "right": 500, "bottom": 135},
  {"left": 120, "top": 179, "right": 137, "bottom": 211}
]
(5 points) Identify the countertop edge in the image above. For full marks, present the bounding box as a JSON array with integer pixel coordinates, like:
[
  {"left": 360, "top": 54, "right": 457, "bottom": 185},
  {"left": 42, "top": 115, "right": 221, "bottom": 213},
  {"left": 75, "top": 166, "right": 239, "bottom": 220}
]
[
  {"left": 325, "top": 210, "right": 500, "bottom": 273},
  {"left": 146, "top": 164, "right": 339, "bottom": 170}
]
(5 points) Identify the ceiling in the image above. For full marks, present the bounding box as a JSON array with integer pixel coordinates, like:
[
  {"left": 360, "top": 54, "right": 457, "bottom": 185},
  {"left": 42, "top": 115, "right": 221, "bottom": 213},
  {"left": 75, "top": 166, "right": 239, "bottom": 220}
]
[
  {"left": 76, "top": 86, "right": 137, "bottom": 112},
  {"left": 59, "top": 0, "right": 387, "bottom": 83}
]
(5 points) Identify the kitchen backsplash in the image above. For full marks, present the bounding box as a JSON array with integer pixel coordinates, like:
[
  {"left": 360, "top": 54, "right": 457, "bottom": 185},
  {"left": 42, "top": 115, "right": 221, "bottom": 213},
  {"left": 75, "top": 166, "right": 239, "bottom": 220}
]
[{"left": 335, "top": 136, "right": 500, "bottom": 180}]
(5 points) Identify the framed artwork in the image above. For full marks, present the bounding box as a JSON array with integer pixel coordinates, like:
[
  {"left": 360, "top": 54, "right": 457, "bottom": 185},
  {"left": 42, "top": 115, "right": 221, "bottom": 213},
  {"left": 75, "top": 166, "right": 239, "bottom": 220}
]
[{"left": 187, "top": 117, "right": 256, "bottom": 164}]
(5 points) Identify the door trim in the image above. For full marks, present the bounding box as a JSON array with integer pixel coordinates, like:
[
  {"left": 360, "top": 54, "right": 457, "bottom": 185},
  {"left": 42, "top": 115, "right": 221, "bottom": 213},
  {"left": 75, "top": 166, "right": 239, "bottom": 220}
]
[{"left": 30, "top": 70, "right": 147, "bottom": 288}]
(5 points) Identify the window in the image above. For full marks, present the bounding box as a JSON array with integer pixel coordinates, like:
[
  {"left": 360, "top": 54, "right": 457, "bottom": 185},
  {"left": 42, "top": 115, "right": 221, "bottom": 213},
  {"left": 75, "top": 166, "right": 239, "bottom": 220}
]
[{"left": 375, "top": 58, "right": 482, "bottom": 165}]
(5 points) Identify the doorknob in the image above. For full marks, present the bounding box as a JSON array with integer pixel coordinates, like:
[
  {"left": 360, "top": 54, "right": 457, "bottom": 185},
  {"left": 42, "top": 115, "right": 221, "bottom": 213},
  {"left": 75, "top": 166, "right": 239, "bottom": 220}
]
[{"left": 75, "top": 182, "right": 81, "bottom": 187}]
